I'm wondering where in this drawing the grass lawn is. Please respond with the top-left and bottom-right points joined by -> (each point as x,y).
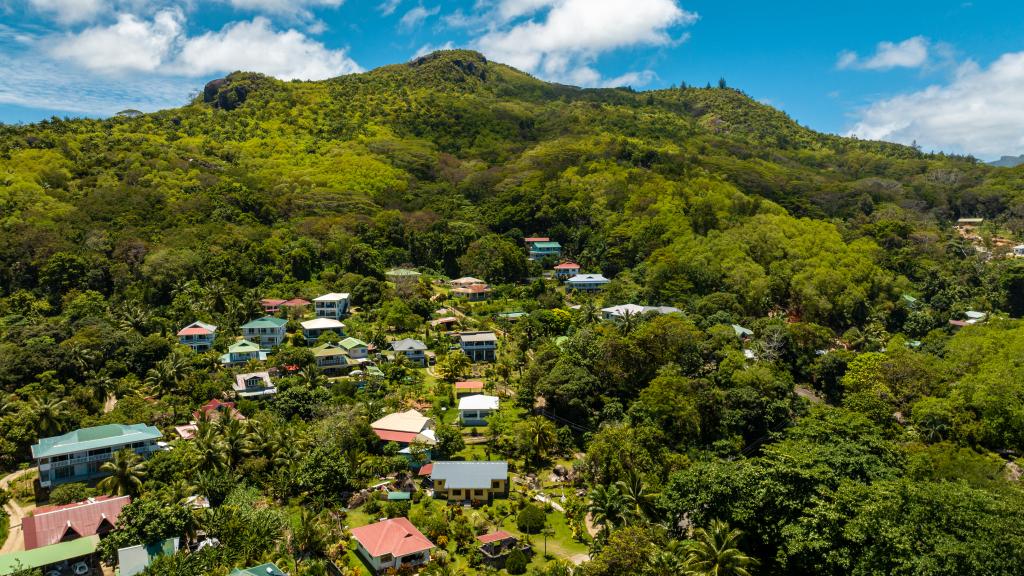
499,507 -> 590,568
0,511 -> 8,550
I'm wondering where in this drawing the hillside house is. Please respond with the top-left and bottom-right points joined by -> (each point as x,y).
300,318 -> 346,343
450,277 -> 486,288
458,331 -> 497,362
351,518 -> 434,574
260,298 -> 286,314
339,337 -> 368,359
429,316 -> 459,330
241,317 -> 288,348
453,284 -> 491,302
601,304 -> 681,321
177,321 -> 217,352
477,531 -> 530,569
229,563 -> 288,576
370,409 -> 436,447
391,338 -> 428,367
281,298 -> 311,313
233,372 -> 276,398
117,538 -> 179,576
386,268 -> 422,281
219,340 -> 266,366
565,273 -> 609,292
454,380 -> 485,396
458,394 -> 499,425
553,261 -> 581,279
314,293 -> 350,320
193,399 -> 244,423
429,461 -> 509,503
527,240 -> 562,261
312,342 -> 349,376
32,424 -> 163,489
732,324 -> 754,340
24,495 -> 130,550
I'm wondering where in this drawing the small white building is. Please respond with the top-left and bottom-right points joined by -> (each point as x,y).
565,273 -> 610,292
458,394 -> 499,426
301,318 -> 346,343
601,304 -> 680,321
314,293 -> 350,320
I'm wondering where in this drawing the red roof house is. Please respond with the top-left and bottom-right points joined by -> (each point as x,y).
523,237 -> 550,243
477,530 -> 515,545
23,495 -> 130,550
350,518 -> 434,572
282,298 -> 311,308
454,380 -> 485,395
193,399 -> 245,423
260,298 -> 287,313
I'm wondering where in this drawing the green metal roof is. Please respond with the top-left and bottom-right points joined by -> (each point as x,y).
339,337 -> 367,349
229,562 -> 287,576
32,424 -> 162,459
241,317 -> 288,329
312,343 -> 346,357
0,534 -> 99,573
387,491 -> 411,500
530,241 -> 561,249
228,339 -> 261,353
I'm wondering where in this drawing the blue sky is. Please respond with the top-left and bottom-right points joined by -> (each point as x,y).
1,0 -> 1022,158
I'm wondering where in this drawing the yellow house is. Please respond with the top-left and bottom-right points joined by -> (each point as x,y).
429,461 -> 509,502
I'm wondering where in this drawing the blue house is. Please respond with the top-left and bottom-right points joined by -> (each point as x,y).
32,424 -> 163,488
220,340 -> 266,366
565,273 -> 610,292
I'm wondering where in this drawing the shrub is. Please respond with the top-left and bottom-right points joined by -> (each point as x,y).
516,504 -> 546,534
48,483 -> 93,505
505,548 -> 528,574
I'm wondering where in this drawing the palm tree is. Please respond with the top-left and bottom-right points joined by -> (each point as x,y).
616,473 -> 659,524
645,550 -> 687,576
218,418 -> 252,468
587,484 -> 624,538
291,509 -> 330,565
299,364 -> 325,388
97,449 -> 146,496
194,425 -> 228,472
685,519 -> 759,576
116,301 -> 153,334
31,396 -> 67,437
521,416 -> 557,469
144,352 -> 191,393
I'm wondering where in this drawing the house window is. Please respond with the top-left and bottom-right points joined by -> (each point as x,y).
492,480 -> 502,489
54,466 -> 74,480
88,447 -> 111,457
380,554 -> 393,563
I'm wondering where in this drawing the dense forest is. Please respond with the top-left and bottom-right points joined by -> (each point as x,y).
3,49 -> 1024,575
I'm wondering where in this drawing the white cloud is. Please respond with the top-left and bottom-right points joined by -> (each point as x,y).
50,9 -> 183,73
837,36 -> 930,70
471,0 -> 696,87
412,40 -> 454,59
847,52 -> 1024,158
399,5 -> 440,30
378,0 -> 402,16
176,17 -> 361,79
27,0 -> 106,25
223,0 -> 345,18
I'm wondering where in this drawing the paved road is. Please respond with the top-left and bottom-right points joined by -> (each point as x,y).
0,468 -> 36,553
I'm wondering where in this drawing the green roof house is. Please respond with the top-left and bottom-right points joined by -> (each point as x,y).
527,240 -> 561,261
241,317 -> 288,349
32,424 -> 162,489
221,339 -> 267,366
312,342 -> 348,375
229,562 -> 288,576
0,534 -> 99,575
339,337 -> 368,359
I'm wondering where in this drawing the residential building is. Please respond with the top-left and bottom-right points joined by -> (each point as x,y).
260,298 -> 286,314
117,538 -> 179,576
601,304 -> 681,321
527,240 -> 562,261
429,461 -> 509,502
281,298 -> 311,313
477,531 -> 531,569
314,293 -> 350,320
458,331 -> 497,362
565,273 -> 609,292
32,424 -> 162,489
312,343 -> 349,376
391,338 -> 428,367
229,563 -> 288,576
553,261 -> 581,279
956,217 -> 984,229
458,394 -> 499,425
24,495 -> 130,550
219,340 -> 266,366
370,409 -> 436,446
450,277 -> 486,288
453,284 -> 491,302
350,518 -> 434,573
339,337 -> 368,359
193,399 -> 244,423
241,317 -> 288,348
951,310 -> 988,328
732,324 -> 754,340
0,534 -> 100,576
429,316 -> 459,330
176,321 -> 217,352
300,318 -> 346,343
454,380 -> 485,396
233,371 -> 276,398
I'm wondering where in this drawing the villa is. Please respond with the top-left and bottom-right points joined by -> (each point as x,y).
458,331 -> 497,362
450,277 -> 486,288
241,317 -> 288,348
300,317 -> 346,343
219,339 -> 266,366
370,409 -> 436,447
565,273 -> 610,292
553,261 -> 581,279
32,424 -> 163,489
453,284 -> 491,302
527,240 -> 562,261
339,337 -> 368,359
176,321 -> 217,352
391,338 -> 429,367
314,293 -> 350,320
312,342 -> 350,376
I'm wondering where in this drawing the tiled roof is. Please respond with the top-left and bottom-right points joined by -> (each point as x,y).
350,518 -> 434,559
477,530 -> 516,545
24,496 -> 130,550
31,424 -> 162,459
454,380 -> 484,390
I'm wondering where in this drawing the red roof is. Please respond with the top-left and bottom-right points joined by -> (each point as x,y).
477,530 -> 516,545
282,298 -> 311,307
261,298 -> 286,306
177,326 -> 212,336
373,429 -> 420,443
554,262 -> 580,270
454,284 -> 490,294
524,237 -> 549,243
24,496 -> 130,550
194,399 -> 244,422
455,380 -> 484,390
350,518 -> 434,559
417,463 -> 433,476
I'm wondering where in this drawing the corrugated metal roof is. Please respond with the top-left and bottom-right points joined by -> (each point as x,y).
430,461 -> 508,490
0,534 -> 99,572
32,424 -> 161,459
241,317 -> 287,329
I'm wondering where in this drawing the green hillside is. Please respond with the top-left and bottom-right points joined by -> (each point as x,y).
3,50 -> 1024,576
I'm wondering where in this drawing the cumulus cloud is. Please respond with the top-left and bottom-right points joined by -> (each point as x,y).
399,5 -> 440,30
837,36 -> 930,70
27,0 -> 106,24
470,0 -> 696,87
50,9 -> 183,73
847,52 -> 1024,158
412,40 -> 454,59
223,0 -> 344,18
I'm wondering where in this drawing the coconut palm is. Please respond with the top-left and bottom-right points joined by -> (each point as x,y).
685,519 -> 759,576
291,509 -> 332,565
194,425 -> 228,472
587,483 -> 624,538
218,417 -> 253,468
144,352 -> 191,393
97,449 -> 146,496
116,301 -> 153,334
520,416 -> 558,469
616,473 -> 660,524
31,396 -> 67,437
645,550 -> 687,576
299,364 -> 325,388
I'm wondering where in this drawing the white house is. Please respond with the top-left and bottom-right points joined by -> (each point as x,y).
177,321 -> 217,352
601,304 -> 680,321
458,394 -> 499,426
458,331 -> 497,362
565,273 -> 610,292
314,293 -> 350,320
233,372 -> 276,398
300,318 -> 346,343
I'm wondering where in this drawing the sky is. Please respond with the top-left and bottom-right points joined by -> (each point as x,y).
1,0 -> 1022,159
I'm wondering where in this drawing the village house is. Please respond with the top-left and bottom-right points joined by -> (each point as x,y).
117,538 -> 180,576
452,283 -> 491,302
458,394 -> 499,425
32,424 -> 163,489
350,518 -> 434,574
385,268 -> 422,281
391,338 -> 429,367
23,495 -> 130,550
193,399 -> 245,423
565,273 -> 610,292
477,531 -> 531,569
526,238 -> 562,261
314,292 -> 350,320
281,298 -> 311,313
950,310 -> 988,328
429,316 -> 459,331
233,371 -> 276,398
553,261 -> 581,279
458,331 -> 497,362
241,317 -> 288,348
370,409 -> 436,447
219,340 -> 266,366
454,380 -> 485,396
450,276 -> 486,288
312,342 -> 349,376
732,324 -> 754,341
600,304 -> 681,321
300,317 -> 346,343
259,298 -> 286,314
429,461 -> 509,503
339,336 -> 369,359
176,321 -> 217,352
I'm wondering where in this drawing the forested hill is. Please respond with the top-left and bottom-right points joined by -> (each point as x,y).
8,48 -> 1024,575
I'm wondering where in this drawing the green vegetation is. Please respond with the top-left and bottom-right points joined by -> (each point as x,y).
2,50 -> 1024,575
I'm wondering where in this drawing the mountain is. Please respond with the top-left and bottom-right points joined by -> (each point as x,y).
990,154 -> 1024,167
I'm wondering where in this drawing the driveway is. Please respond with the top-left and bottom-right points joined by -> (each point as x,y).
0,468 -> 36,553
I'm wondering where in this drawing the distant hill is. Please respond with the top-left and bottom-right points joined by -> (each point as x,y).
989,155 -> 1024,168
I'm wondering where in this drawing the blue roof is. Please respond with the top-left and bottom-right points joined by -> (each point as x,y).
429,461 -> 508,490
31,423 -> 162,459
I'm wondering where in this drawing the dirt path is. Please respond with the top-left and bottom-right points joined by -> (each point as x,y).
0,468 -> 37,553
